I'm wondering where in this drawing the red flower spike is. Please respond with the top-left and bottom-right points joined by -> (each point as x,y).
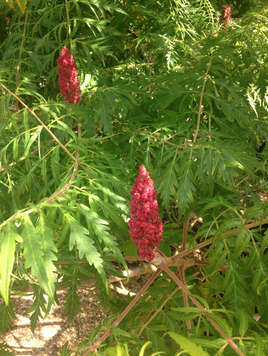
128,165 -> 163,262
57,46 -> 81,104
220,5 -> 231,29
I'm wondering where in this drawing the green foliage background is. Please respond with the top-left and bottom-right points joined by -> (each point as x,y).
0,0 -> 267,355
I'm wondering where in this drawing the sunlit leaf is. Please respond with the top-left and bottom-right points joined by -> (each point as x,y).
167,333 -> 210,356
0,225 -> 16,305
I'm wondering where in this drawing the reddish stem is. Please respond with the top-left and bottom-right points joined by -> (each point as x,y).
159,263 -> 245,356
84,269 -> 161,355
180,214 -> 193,333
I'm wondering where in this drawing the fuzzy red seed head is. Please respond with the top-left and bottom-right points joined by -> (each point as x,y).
220,5 -> 231,29
128,165 -> 163,262
57,46 -> 81,104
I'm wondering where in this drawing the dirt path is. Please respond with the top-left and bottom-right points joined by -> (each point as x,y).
0,287 -> 108,356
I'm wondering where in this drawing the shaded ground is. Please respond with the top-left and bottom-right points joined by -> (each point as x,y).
0,287 -> 109,356
0,271 -> 150,356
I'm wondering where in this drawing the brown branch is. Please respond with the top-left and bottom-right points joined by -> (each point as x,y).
192,59 -> 212,144
159,262 -> 207,311
13,258 -> 196,293
138,286 -> 180,337
56,215 -> 268,266
180,213 -> 194,334
0,139 -> 55,173
83,269 -> 161,355
189,59 -> 212,163
159,262 -> 245,356
11,216 -> 267,285
16,10 -> 28,98
206,316 -> 244,356
175,217 -> 268,262
122,127 -> 221,153
8,211 -> 268,299
0,146 -> 42,173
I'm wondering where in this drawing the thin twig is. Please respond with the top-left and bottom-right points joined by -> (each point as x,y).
138,286 -> 180,337
175,217 -> 268,262
159,262 -> 245,356
0,125 -> 81,231
206,315 -> 244,356
189,58 -> 212,163
65,0 -> 72,48
84,269 -> 161,355
12,258 -> 195,293
123,127 -> 220,153
0,82 -> 76,161
0,143 -> 53,173
159,263 -> 207,311
11,217 -> 267,276
180,213 -> 194,334
16,10 -> 28,99
193,59 -> 212,145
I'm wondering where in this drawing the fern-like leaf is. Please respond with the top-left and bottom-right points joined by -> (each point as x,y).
68,215 -> 106,285
22,215 -> 56,300
0,302 -> 15,334
27,285 -> 49,332
62,266 -> 81,322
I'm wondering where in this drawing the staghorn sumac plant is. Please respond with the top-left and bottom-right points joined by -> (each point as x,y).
0,0 -> 267,355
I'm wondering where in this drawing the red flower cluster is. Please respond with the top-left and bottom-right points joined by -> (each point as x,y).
220,5 -> 231,29
57,46 -> 81,104
128,165 -> 163,262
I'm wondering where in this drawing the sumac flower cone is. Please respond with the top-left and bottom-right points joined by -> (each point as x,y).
57,46 -> 81,104
220,5 -> 231,29
128,165 -> 163,262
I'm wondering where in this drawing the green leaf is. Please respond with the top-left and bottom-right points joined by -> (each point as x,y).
68,216 -> 106,287
62,265 -> 81,322
69,220 -> 103,267
158,155 -> 177,207
139,341 -> 152,356
177,162 -> 195,211
80,205 -> 128,273
223,261 -> 247,311
171,307 -> 202,313
238,310 -> 249,337
0,303 -> 15,334
28,286 -> 48,332
167,333 -> 210,356
111,327 -> 133,339
255,333 -> 265,356
188,338 -> 225,350
51,146 -> 61,183
0,343 -> 14,356
64,282 -> 81,322
0,225 -> 16,305
24,128 -> 42,157
12,138 -> 19,162
22,216 -> 56,300
94,91 -> 114,134
37,212 -> 58,278
102,343 -> 129,356
207,313 -> 232,338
